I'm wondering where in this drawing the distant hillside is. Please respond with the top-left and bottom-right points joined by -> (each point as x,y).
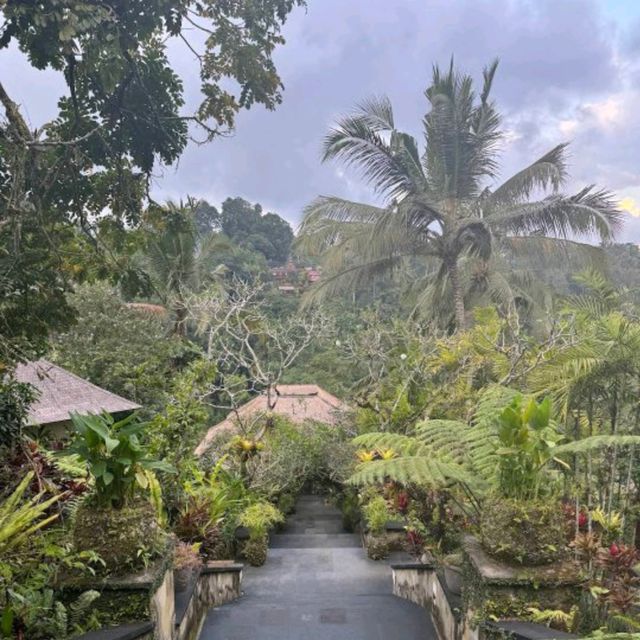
604,243 -> 640,303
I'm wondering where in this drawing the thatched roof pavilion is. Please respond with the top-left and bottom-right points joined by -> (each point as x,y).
14,359 -> 141,432
195,384 -> 349,456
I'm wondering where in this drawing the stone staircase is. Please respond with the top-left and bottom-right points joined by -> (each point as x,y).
270,494 -> 360,548
200,494 -> 435,640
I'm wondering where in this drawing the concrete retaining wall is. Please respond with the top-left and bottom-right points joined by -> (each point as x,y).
76,562 -> 243,640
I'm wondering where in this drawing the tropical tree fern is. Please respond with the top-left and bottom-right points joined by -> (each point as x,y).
349,386 -> 640,506
297,60 -> 621,330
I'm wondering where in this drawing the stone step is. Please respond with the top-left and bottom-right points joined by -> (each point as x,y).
270,533 -> 360,549
202,593 -> 431,639
285,513 -> 343,524
284,521 -> 346,534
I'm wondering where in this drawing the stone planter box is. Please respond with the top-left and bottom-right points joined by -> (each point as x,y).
462,535 -> 583,637
391,538 -> 580,640
74,561 -> 243,640
175,562 -> 243,640
59,556 -> 175,639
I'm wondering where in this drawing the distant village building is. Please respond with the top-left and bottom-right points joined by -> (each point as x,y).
270,261 -> 322,294
14,359 -> 141,436
195,384 -> 348,455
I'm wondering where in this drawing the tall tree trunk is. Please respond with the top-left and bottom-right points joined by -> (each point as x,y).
173,299 -> 187,337
449,259 -> 466,331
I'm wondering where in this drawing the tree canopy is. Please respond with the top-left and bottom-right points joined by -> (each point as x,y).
0,0 -> 304,365
297,60 -> 621,331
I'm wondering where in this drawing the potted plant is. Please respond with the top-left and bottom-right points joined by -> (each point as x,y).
442,552 -> 464,595
238,501 -> 284,566
362,495 -> 391,560
479,396 -> 567,566
173,541 -> 202,592
64,412 -> 175,574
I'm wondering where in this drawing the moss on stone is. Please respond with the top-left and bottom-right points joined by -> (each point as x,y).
243,537 -> 268,566
462,538 -> 582,628
480,498 -> 567,566
72,498 -> 165,575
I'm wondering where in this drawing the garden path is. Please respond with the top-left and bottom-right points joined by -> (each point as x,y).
200,494 -> 436,640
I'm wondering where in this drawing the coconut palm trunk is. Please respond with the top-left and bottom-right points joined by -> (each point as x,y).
449,259 -> 466,331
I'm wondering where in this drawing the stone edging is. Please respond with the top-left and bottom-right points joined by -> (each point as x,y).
74,621 -> 154,640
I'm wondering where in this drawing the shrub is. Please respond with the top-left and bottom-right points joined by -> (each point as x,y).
246,418 -> 353,497
366,534 -> 391,560
362,496 -> 389,535
277,493 -> 296,515
173,541 -> 203,572
175,458 -> 246,559
238,501 -> 283,567
243,538 -> 268,567
480,497 -> 566,565
238,501 -> 284,541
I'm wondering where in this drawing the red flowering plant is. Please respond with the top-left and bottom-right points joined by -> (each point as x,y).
404,515 -> 428,558
595,543 -> 640,614
396,491 -> 409,514
561,501 -> 589,540
571,509 -> 640,631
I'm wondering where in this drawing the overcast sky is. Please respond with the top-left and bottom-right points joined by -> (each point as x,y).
5,0 -> 640,241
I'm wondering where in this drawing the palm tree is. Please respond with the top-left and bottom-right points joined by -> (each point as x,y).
297,60 -> 621,330
143,199 -> 228,336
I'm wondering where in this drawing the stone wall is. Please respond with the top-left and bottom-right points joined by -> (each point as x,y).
151,567 -> 175,640
176,564 -> 243,640
391,561 -> 478,640
391,545 -> 581,640
76,562 -> 243,640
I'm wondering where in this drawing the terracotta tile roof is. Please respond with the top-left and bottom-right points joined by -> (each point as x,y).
124,302 -> 168,316
194,384 -> 349,456
14,359 -> 141,426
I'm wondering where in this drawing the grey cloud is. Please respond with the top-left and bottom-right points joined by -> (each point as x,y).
3,0 -> 639,241
155,0 -> 626,230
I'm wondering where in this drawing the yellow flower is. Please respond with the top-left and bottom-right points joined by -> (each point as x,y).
356,450 -> 375,462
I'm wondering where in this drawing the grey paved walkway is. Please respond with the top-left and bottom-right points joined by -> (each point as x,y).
200,495 -> 436,640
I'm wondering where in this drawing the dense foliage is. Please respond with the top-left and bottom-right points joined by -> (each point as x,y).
0,0 -> 304,364
1,37 -> 639,639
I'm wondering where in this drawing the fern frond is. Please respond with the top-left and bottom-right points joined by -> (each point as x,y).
352,433 -> 427,456
415,420 -> 468,463
554,435 -> 640,456
69,590 -> 100,629
348,456 -> 471,487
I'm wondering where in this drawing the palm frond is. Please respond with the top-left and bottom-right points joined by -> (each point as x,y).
322,97 -> 419,200
491,186 -> 622,242
499,236 -> 606,272
554,435 -> 640,456
488,143 -> 568,206
424,59 -> 502,199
